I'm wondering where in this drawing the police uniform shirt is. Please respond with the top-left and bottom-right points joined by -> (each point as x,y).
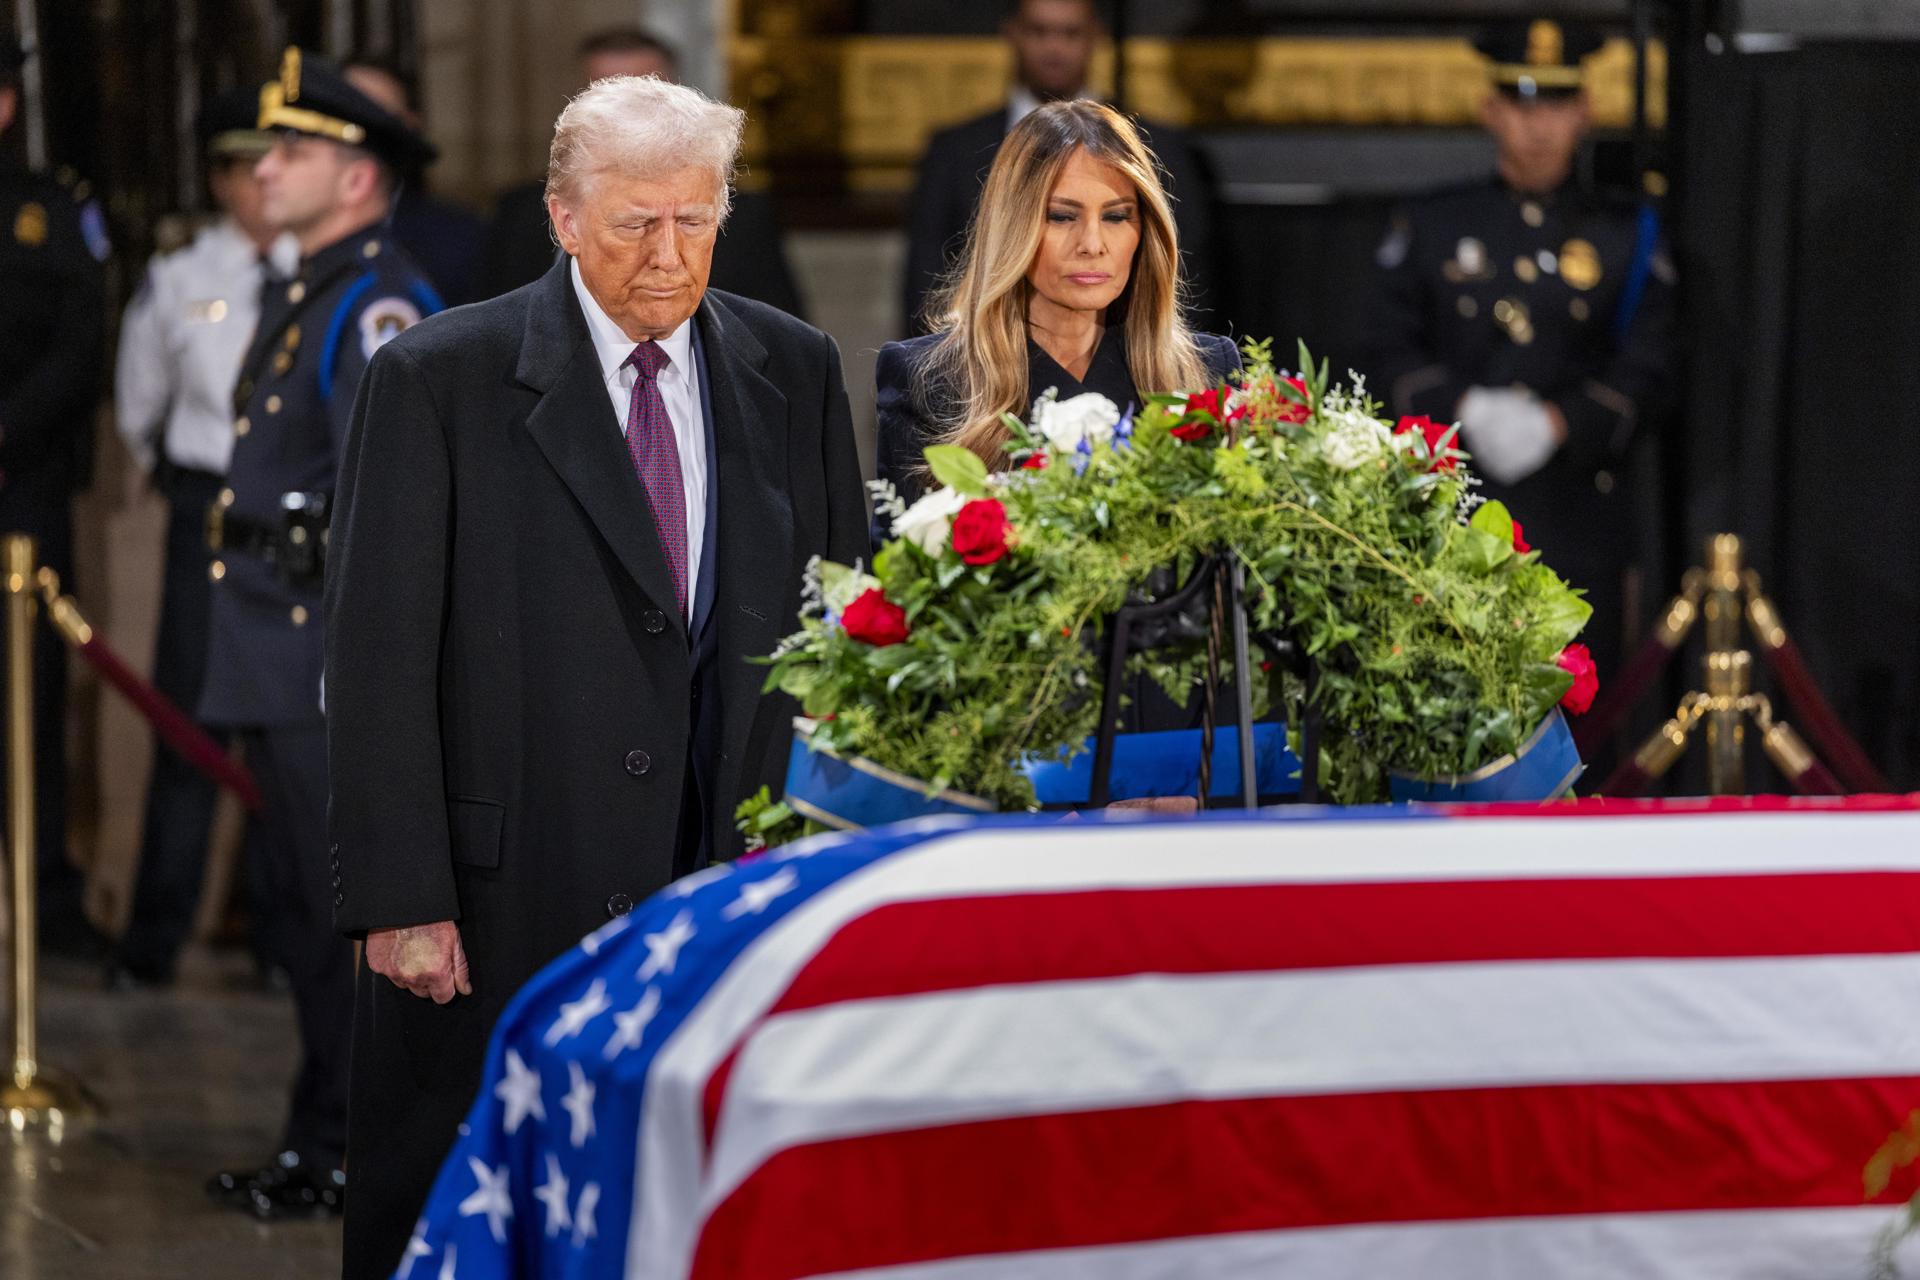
1364,174 -> 1677,670
198,223 -> 440,727
1367,177 -> 1676,484
116,219 -> 301,475
0,159 -> 107,482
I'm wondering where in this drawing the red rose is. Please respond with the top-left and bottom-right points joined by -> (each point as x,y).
841,588 -> 909,647
1394,414 -> 1457,472
1276,376 -> 1311,423
1511,520 -> 1531,554
1556,643 -> 1599,715
950,498 -> 1011,565
1020,451 -> 1048,470
1183,389 -> 1223,420
1173,389 -> 1221,442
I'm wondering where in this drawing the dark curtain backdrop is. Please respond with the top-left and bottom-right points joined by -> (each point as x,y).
1680,38 -> 1920,786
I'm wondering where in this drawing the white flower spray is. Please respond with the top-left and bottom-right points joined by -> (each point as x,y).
1031,390 -> 1121,452
891,486 -> 970,556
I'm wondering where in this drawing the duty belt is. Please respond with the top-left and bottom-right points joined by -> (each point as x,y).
206,506 -> 280,558
206,491 -> 331,587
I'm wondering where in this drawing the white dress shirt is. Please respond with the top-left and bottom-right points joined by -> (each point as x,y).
569,257 -> 708,605
1007,85 -> 1092,132
115,219 -> 299,474
1007,85 -> 1045,131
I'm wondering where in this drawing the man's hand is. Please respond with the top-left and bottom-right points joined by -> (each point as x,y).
366,920 -> 471,1003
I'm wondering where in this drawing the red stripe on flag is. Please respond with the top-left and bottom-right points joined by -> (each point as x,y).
768,873 -> 1920,1017
691,1075 -> 1920,1280
699,872 -> 1920,1142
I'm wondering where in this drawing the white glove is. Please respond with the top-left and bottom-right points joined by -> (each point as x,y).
1457,386 -> 1558,486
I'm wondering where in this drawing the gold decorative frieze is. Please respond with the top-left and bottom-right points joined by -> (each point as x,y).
729,35 -> 1666,193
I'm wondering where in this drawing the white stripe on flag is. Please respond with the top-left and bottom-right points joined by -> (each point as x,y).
702,954 -> 1920,1212
632,810 -> 1920,1278
804,1207 -> 1904,1280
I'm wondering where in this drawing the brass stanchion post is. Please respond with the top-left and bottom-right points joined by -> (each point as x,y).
1599,532 -> 1865,797
1,533 -> 95,1135
5,536 -> 34,1108
1701,535 -> 1748,794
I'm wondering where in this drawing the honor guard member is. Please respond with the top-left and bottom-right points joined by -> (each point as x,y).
110,89 -> 299,990
0,32 -> 108,953
1363,19 -> 1676,679
202,47 -> 441,1219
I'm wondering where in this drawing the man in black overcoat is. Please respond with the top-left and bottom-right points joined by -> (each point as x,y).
324,72 -> 868,1278
902,0 -> 1218,333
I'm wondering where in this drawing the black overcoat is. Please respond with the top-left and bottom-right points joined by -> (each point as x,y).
322,259 -> 868,1277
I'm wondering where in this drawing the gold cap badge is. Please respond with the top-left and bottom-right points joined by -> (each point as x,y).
257,47 -> 366,145
1526,21 -> 1565,68
1490,21 -> 1585,91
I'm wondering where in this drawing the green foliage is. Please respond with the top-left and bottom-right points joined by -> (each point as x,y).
743,339 -> 1592,836
924,444 -> 990,497
735,785 -> 827,851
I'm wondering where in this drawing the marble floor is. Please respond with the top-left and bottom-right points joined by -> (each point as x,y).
1,951 -> 341,1279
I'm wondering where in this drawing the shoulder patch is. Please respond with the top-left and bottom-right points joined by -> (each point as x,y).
359,296 -> 423,358
78,200 -> 111,262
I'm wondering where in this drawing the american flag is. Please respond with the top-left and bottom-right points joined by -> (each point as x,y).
397,798 -> 1920,1279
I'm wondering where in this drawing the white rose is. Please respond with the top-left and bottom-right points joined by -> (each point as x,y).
1032,391 -> 1121,452
890,485 -> 969,556
1320,409 -> 1390,471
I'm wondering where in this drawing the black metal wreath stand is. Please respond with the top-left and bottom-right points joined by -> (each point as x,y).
1085,552 -> 1321,810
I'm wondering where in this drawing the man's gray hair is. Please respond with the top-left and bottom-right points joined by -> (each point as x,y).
545,75 -> 745,217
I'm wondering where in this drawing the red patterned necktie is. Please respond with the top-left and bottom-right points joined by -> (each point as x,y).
623,340 -> 688,617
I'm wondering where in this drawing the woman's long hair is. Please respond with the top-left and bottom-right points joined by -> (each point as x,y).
917,100 -> 1209,469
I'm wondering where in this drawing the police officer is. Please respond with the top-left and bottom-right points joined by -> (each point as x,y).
1363,19 -> 1676,679
203,48 -> 441,1218
109,89 -> 299,990
0,33 -> 108,954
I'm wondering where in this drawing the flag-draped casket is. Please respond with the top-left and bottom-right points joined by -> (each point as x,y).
398,798 -> 1920,1279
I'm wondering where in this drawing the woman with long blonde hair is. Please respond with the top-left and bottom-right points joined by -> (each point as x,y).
876,100 -> 1238,505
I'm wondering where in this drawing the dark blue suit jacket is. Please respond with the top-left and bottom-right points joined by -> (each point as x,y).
874,327 -> 1242,512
